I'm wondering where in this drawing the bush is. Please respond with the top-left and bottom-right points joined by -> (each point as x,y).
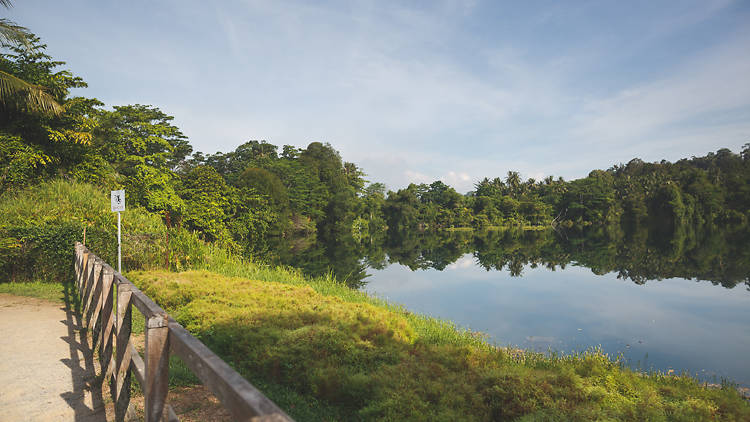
0,180 -> 166,282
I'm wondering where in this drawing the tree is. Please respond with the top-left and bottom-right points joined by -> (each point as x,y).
94,104 -> 191,175
0,1 -> 62,114
179,165 -> 233,242
506,171 -> 521,196
1,35 -> 98,190
237,167 -> 289,212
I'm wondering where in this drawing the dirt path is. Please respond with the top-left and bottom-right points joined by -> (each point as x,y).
0,294 -> 107,422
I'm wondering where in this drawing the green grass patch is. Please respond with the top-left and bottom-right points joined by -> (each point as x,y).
129,270 -> 750,421
0,280 -> 67,302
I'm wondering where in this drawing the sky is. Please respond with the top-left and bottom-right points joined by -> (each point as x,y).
7,0 -> 750,192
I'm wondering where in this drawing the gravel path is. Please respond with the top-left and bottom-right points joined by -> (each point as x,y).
0,294 -> 107,422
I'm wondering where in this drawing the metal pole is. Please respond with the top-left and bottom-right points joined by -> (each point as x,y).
117,211 -> 122,273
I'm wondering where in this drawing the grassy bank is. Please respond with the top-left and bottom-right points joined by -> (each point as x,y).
130,269 -> 750,421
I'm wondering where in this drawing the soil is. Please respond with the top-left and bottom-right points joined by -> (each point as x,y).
0,293 -> 107,421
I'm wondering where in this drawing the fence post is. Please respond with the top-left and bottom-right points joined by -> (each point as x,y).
90,260 -> 105,349
82,256 -> 93,324
83,257 -> 101,329
74,244 -> 81,286
100,266 -> 115,382
144,313 -> 169,422
115,282 -> 132,422
79,250 -> 90,299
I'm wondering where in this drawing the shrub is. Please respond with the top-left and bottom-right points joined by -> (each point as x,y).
0,180 -> 166,282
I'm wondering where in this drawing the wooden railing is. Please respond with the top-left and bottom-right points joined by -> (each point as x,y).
74,242 -> 293,422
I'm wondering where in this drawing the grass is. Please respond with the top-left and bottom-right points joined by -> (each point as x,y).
0,280 -> 68,302
129,269 -> 750,421
0,179 -> 165,234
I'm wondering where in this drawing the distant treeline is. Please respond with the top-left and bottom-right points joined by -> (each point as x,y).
2,34 -> 750,258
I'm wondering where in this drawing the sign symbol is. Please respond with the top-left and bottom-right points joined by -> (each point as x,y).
111,190 -> 125,212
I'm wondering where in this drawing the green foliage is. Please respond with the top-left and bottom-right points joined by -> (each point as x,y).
94,104 -> 191,174
1,36 -> 101,187
125,164 -> 184,216
0,34 -> 70,114
0,132 -> 49,193
0,180 -> 167,282
179,165 -> 233,242
237,167 -> 289,215
131,270 -> 750,421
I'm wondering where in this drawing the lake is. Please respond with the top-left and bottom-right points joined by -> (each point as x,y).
269,224 -> 750,388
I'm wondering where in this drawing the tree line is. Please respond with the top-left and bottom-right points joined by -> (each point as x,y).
2,31 -> 749,261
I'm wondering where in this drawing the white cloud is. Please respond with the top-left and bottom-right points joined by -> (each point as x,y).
447,255 -> 476,270
403,170 -> 432,185
573,29 -> 750,150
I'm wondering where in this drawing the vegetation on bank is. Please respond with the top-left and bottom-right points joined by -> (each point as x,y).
129,269 -> 750,421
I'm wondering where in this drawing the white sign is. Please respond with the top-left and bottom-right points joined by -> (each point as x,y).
111,190 -> 125,212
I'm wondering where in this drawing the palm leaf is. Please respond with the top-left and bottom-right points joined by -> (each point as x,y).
0,18 -> 32,49
0,70 -> 64,114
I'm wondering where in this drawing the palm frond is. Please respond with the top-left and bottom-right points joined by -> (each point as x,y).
0,0 -> 13,8
0,70 -> 64,115
0,18 -> 32,49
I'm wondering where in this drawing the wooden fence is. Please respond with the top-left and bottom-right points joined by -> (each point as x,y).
74,242 -> 293,422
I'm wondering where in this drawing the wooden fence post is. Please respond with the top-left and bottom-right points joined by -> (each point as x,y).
74,244 -> 81,286
83,257 -> 101,329
81,256 -> 93,321
79,250 -> 90,301
75,246 -> 83,290
144,313 -> 169,422
100,266 -> 115,382
115,282 -> 133,422
87,261 -> 104,351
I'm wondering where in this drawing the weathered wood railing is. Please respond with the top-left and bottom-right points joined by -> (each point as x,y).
74,242 -> 293,422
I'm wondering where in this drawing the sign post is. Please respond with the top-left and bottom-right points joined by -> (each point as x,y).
111,189 -> 125,273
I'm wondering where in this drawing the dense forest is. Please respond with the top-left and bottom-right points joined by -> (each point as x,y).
2,34 -> 750,279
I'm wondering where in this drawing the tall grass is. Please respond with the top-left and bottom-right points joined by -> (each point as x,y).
165,231 -> 491,350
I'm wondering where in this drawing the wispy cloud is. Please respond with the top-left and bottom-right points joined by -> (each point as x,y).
571,28 -> 750,160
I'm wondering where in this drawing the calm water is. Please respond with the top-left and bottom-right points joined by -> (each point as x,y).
365,256 -> 750,387
269,225 -> 750,387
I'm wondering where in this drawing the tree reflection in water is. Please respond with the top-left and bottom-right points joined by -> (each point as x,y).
254,222 -> 750,290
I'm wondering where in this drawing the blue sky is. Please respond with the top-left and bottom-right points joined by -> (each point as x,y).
8,0 -> 750,192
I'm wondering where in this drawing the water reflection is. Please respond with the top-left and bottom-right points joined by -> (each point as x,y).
258,223 -> 750,387
264,223 -> 750,290
364,261 -> 750,387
